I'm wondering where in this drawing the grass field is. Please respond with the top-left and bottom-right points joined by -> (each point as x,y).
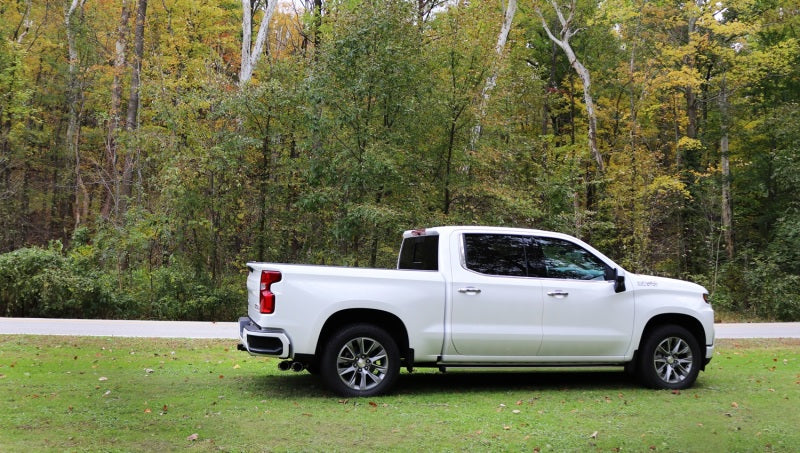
1,336 -> 798,452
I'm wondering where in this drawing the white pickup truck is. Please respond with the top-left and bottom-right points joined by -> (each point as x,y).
238,226 -> 714,396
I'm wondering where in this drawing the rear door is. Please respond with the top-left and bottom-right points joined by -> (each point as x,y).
447,232 -> 544,357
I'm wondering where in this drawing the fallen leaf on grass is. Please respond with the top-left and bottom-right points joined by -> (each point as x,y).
731,402 -> 739,408
233,364 -> 240,369
369,401 -> 378,407
144,408 -> 151,413
589,431 -> 598,439
187,433 -> 198,441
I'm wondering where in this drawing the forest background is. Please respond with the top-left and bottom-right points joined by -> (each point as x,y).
1,0 -> 798,321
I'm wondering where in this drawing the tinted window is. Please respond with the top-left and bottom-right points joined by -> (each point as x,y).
398,235 -> 439,270
536,237 -> 611,280
464,234 -> 533,277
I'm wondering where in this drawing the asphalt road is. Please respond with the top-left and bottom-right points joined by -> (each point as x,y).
1,317 -> 799,339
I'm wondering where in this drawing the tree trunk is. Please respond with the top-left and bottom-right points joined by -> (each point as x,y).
537,0 -> 604,172
13,0 -> 32,43
102,0 -> 130,220
66,0 -> 88,229
471,0 -> 517,149
240,0 -> 277,86
122,0 -> 147,208
719,76 -> 734,260
542,41 -> 557,135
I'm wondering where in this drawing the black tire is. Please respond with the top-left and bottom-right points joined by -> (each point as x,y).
638,325 -> 701,390
320,324 -> 400,397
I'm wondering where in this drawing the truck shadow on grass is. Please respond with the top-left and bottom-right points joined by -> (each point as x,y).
244,368 -> 642,398
398,368 -> 635,394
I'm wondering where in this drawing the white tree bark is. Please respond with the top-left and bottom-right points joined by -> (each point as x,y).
14,0 -> 32,43
102,0 -> 130,220
66,0 -> 89,228
537,0 -> 605,172
719,74 -> 733,260
471,0 -> 517,148
240,0 -> 278,86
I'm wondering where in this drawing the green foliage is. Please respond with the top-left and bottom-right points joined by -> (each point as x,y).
127,259 -> 244,321
0,243 -> 117,318
1,0 -> 799,320
715,254 -> 800,321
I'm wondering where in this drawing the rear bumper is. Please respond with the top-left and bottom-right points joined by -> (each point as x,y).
238,317 -> 291,359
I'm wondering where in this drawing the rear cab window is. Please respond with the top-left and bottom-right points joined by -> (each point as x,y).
398,234 -> 439,270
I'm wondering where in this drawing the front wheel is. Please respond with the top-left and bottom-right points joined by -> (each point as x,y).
320,324 -> 400,397
638,325 -> 701,390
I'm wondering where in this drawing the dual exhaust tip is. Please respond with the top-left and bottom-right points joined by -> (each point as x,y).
278,360 -> 305,372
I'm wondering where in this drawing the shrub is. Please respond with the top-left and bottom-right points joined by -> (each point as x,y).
0,243 -> 117,318
715,258 -> 800,321
127,259 -> 244,321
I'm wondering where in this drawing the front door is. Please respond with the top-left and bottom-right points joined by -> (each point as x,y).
534,236 -> 635,357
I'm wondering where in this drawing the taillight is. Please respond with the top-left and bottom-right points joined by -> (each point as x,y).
259,270 -> 282,314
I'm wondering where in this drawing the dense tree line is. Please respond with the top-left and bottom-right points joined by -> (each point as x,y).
1,0 -> 798,320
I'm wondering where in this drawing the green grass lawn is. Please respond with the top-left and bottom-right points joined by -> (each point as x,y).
1,336 -> 797,452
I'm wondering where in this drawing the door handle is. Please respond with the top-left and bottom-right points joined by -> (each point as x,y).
547,290 -> 569,298
458,287 -> 482,295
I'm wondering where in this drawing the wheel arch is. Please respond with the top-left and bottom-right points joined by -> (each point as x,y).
316,309 -> 411,363
637,313 -> 708,368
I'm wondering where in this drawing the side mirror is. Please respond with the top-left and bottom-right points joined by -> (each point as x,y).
614,268 -> 626,293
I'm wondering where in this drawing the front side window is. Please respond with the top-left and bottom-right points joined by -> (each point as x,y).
535,237 -> 611,280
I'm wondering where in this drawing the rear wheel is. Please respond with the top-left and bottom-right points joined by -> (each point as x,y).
320,324 -> 400,397
638,325 -> 701,390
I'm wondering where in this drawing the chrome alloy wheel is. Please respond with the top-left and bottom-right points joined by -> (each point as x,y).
336,336 -> 389,391
652,336 -> 694,384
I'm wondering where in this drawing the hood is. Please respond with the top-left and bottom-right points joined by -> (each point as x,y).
629,273 -> 708,294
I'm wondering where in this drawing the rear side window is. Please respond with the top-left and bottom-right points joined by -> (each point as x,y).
398,235 -> 439,270
464,234 -> 536,277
